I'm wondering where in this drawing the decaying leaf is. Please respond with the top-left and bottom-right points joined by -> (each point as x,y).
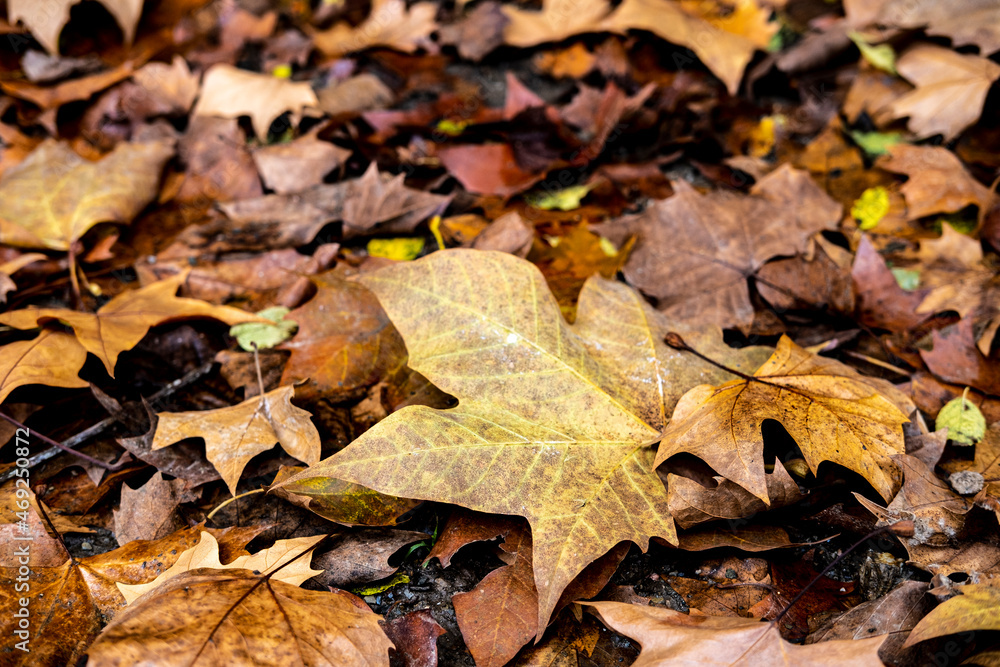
657,335 -> 909,502
279,273 -> 408,400
117,531 -> 324,603
614,165 -> 841,330
878,145 -> 995,221
0,272 -> 262,377
152,385 -> 321,495
586,601 -> 886,666
8,0 -> 145,54
888,44 -> 1000,140
113,472 -> 187,545
0,138 -> 174,250
279,250 -> 742,631
89,570 -> 392,666
268,465 -> 420,526
218,162 -> 451,242
192,63 -> 319,138
313,0 -> 438,58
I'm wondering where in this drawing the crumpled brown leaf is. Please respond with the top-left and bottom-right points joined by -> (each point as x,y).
612,165 -> 841,330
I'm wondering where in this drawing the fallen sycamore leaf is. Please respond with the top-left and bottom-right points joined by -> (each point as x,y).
0,272 -> 263,377
7,0 -> 145,54
656,335 -> 908,502
0,138 -> 174,250
313,0 -> 439,58
878,145 -> 995,222
278,249 -> 767,631
0,330 -> 88,403
89,570 -> 392,666
904,583 -> 1000,647
153,385 -> 320,495
845,0 -> 1000,57
888,44 -> 1000,141
586,601 -> 886,666
192,63 -> 319,138
118,531 -> 324,603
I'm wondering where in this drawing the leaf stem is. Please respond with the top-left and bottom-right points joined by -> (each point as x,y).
206,488 -> 265,522
663,332 -> 786,391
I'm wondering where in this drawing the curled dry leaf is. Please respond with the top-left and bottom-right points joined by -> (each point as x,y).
192,63 -> 319,138
904,582 -> 1000,647
657,335 -> 909,503
313,0 -> 439,58
88,570 -> 393,666
8,0 -> 145,54
845,0 -> 1000,54
666,460 -> 803,530
278,250 -> 769,631
117,531 -> 324,604
0,138 -> 174,250
888,44 -> 1000,141
587,601 -> 885,666
0,272 -> 263,378
152,385 -> 321,495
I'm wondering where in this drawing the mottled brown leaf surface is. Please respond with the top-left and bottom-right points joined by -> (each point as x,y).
658,335 -> 908,502
0,138 -> 174,250
88,570 -> 392,666
587,601 -> 886,666
617,166 -> 841,330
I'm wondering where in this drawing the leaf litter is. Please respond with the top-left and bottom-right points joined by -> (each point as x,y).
0,0 -> 999,665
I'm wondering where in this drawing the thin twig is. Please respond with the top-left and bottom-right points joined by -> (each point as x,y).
0,411 -> 122,471
0,361 -> 216,483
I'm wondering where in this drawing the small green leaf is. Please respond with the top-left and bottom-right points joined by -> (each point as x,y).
890,267 -> 920,291
435,119 -> 468,136
230,306 -> 297,351
848,31 -> 897,75
937,392 -> 986,446
526,184 -> 594,211
851,186 -> 890,230
367,237 -> 425,261
850,130 -> 904,157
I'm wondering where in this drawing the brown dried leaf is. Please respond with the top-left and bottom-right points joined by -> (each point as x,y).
666,460 -> 803,530
0,138 -> 174,250
219,162 -> 451,241
888,44 -> 1000,141
152,385 -> 321,495
312,529 -> 428,588
0,272 -> 263,377
113,472 -> 187,545
382,610 -> 446,667
314,0 -> 438,57
618,165 -> 841,330
878,145 -> 996,221
252,134 -> 351,195
657,335 -> 908,502
8,0 -> 144,54
279,273 -> 408,401
88,570 -> 392,666
0,329 -> 88,403
587,601 -> 885,666
192,64 -> 319,138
